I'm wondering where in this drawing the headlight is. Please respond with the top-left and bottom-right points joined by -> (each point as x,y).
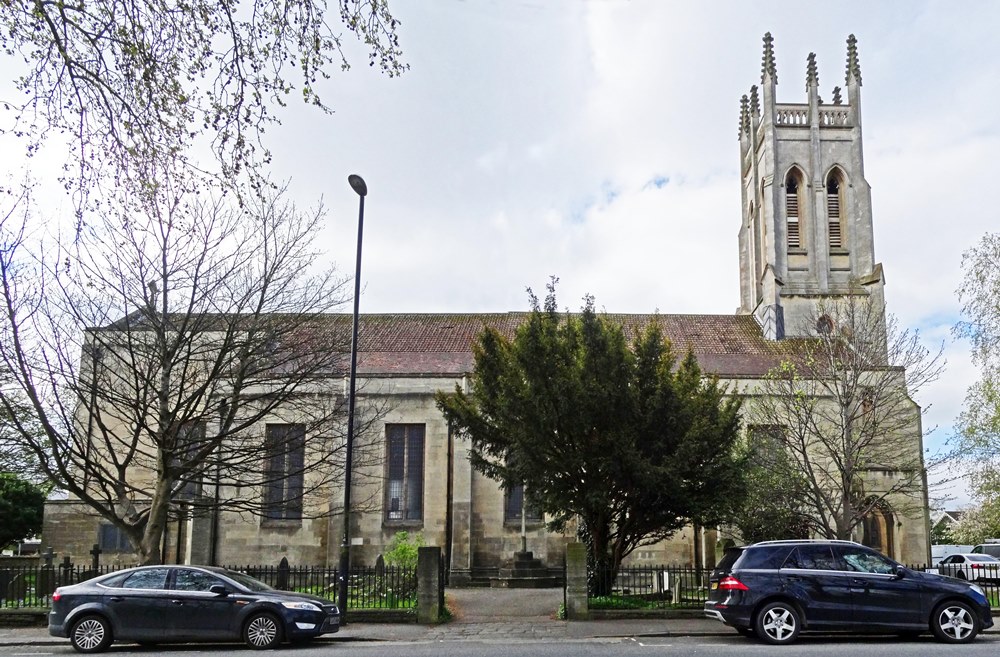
281,601 -> 322,612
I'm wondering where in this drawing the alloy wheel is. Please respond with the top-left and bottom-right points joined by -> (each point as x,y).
245,614 -> 281,649
936,604 -> 976,642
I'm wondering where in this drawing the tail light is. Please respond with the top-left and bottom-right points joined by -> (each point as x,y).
718,576 -> 749,591
52,590 -> 62,602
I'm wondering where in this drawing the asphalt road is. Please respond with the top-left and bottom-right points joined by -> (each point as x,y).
9,634 -> 1000,657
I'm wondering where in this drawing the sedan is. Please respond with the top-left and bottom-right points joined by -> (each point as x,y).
938,554 -> 1000,583
48,564 -> 339,653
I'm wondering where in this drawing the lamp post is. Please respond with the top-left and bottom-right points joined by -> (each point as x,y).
338,173 -> 367,622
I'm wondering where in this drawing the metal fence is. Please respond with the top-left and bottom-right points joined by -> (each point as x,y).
587,563 -> 1000,610
0,563 -> 417,611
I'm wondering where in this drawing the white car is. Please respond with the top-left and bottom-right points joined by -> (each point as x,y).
938,553 -> 1000,582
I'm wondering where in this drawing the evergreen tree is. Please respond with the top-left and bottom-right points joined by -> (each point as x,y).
436,280 -> 746,590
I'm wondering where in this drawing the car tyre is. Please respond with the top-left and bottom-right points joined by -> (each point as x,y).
244,612 -> 283,650
70,615 -> 113,654
931,601 -> 979,643
754,601 -> 800,645
956,571 -> 967,580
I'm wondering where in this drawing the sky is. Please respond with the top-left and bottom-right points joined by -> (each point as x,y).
3,0 -> 1000,505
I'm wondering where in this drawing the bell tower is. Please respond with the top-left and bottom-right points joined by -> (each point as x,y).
737,34 -> 884,339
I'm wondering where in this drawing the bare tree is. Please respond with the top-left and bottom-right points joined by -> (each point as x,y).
0,183 -> 382,564
1,0 -> 406,220
744,292 -> 944,541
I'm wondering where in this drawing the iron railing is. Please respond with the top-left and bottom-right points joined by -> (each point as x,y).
588,563 -> 1000,610
0,563 -> 416,610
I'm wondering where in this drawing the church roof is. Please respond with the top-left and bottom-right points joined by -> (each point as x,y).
354,312 -> 806,378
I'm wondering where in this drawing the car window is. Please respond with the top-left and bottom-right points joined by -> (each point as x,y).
173,569 -> 226,592
953,556 -> 966,563
120,568 -> 169,590
838,546 -> 896,574
738,545 -> 793,570
783,545 -> 838,570
98,572 -> 130,588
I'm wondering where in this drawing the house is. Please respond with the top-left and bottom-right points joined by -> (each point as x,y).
41,34 -> 931,576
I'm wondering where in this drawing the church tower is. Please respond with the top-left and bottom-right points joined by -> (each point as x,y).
737,34 -> 884,339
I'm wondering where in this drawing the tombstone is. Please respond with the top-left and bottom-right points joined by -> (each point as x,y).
59,556 -> 73,586
90,543 -> 102,571
276,557 -> 289,591
374,554 -> 385,579
0,570 -> 11,602
38,566 -> 57,598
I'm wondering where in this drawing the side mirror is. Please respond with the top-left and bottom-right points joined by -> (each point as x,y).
894,564 -> 906,580
209,584 -> 229,596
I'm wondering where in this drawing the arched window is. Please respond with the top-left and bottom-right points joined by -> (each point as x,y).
826,170 -> 845,249
785,169 -> 803,250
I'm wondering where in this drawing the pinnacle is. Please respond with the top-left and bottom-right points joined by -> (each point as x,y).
846,34 -> 862,85
761,32 -> 777,84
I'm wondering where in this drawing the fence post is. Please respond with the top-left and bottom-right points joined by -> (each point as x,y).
565,542 -> 588,620
416,546 -> 441,624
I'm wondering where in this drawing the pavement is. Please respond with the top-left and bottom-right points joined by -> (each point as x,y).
1,587 -> 997,647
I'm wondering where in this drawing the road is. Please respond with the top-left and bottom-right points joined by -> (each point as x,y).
12,634 -> 1000,656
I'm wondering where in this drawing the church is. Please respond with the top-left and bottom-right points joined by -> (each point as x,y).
42,34 -> 931,576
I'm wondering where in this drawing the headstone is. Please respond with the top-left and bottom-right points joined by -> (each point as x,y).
276,557 -> 290,591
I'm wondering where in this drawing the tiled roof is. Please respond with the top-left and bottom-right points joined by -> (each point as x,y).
353,312 -> 806,377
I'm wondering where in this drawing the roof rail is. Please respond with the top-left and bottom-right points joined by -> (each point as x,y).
752,539 -> 863,546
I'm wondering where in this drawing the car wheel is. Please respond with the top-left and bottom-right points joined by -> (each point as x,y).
755,601 -> 801,645
244,612 -> 283,650
956,571 -> 967,580
70,615 -> 113,653
931,601 -> 979,643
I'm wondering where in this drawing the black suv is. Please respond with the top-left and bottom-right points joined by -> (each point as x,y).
704,539 -> 993,645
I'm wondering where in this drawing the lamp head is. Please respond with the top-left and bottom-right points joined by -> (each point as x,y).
348,174 -> 368,197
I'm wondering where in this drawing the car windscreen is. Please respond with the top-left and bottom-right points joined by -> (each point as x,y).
967,555 -> 999,562
714,548 -> 743,573
221,569 -> 275,592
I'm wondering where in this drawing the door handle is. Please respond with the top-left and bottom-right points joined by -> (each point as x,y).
171,599 -> 184,605
109,596 -> 123,602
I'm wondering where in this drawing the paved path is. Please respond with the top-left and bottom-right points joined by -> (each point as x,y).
448,587 -> 563,621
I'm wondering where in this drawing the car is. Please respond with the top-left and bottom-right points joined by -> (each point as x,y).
704,539 -> 993,645
972,541 -> 1000,559
937,553 -> 1000,582
48,564 -> 339,653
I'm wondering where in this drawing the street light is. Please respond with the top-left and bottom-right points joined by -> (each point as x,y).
338,173 -> 367,622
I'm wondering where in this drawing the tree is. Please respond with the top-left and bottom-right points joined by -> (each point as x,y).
0,473 -> 46,550
0,0 -> 406,218
726,427 -> 812,544
0,183 -> 382,564
954,232 -> 1000,517
745,292 -> 943,542
435,281 -> 746,587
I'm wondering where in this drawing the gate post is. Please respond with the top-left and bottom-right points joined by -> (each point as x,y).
565,542 -> 588,620
417,546 -> 442,624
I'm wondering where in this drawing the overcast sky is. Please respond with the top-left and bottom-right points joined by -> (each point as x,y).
4,0 -> 999,505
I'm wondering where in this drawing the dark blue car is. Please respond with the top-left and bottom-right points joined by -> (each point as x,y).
48,564 -> 339,652
704,539 -> 993,645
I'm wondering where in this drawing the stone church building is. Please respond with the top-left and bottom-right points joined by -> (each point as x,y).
42,35 -> 931,576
